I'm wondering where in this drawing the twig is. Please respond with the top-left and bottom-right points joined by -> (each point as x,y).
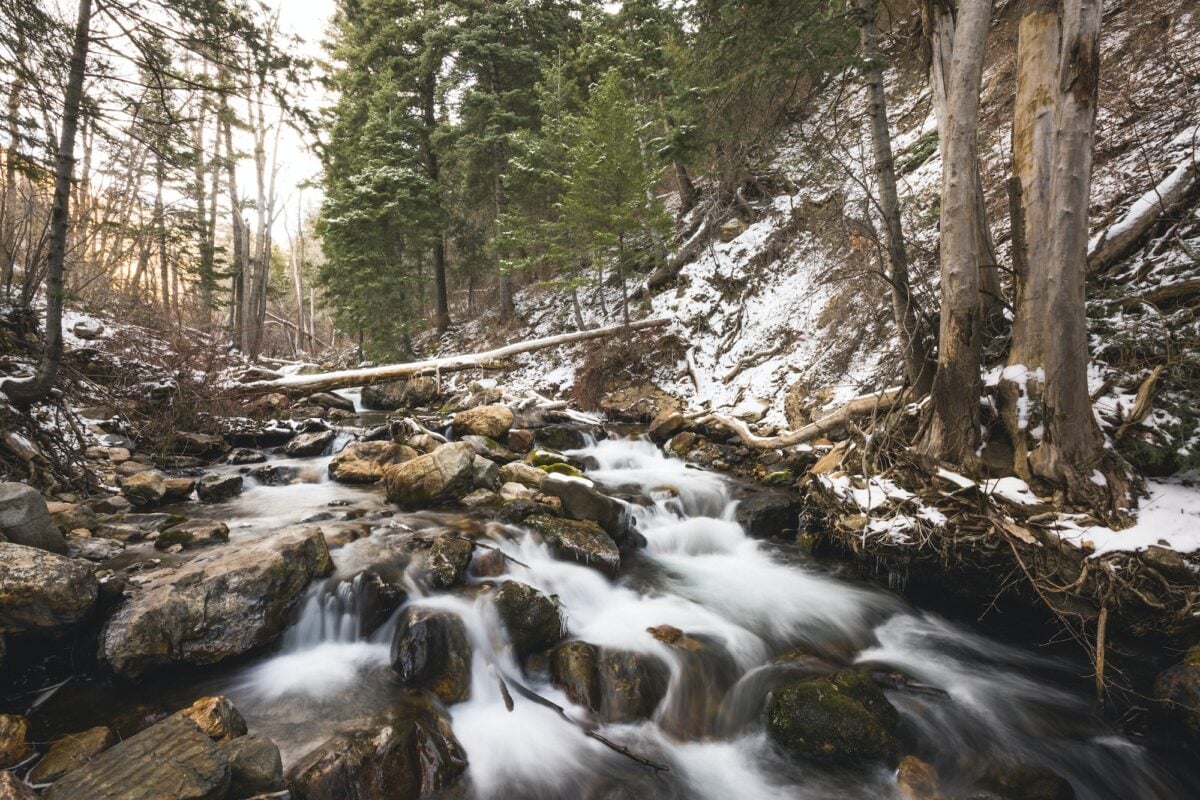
452,536 -> 530,569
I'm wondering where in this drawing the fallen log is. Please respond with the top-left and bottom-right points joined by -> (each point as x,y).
1089,154 -> 1200,275
1116,276 -> 1200,310
714,387 -> 907,449
245,318 -> 670,396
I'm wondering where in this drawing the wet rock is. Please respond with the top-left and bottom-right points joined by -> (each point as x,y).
499,481 -> 535,502
506,428 -> 534,452
527,448 -> 568,468
99,526 -> 333,678
222,419 -> 295,448
897,755 -> 941,800
88,494 -> 131,514
453,404 -> 515,439
288,700 -> 466,800
223,734 -> 283,798
652,630 -> 740,739
767,672 -> 899,764
291,404 -> 327,419
534,424 -> 588,451
243,392 -> 290,417
978,764 -> 1076,800
328,441 -> 414,484
303,391 -> 356,413
28,726 -> 117,785
162,519 -> 230,546
121,470 -> 167,506
494,580 -> 564,658
47,501 -> 97,534
181,696 -> 247,742
170,432 -> 229,459
70,537 -> 124,561
196,473 -> 243,502
406,433 -> 442,453
361,377 -> 439,410
525,514 -> 619,576
0,543 -> 97,633
499,461 -> 545,490
285,429 -> 337,457
460,434 -> 517,463
0,715 -> 30,768
116,459 -> 155,478
427,536 -> 473,589
391,606 -> 472,703
648,409 -> 685,443
497,498 -> 558,523
735,490 -> 802,539
226,447 -> 267,465
551,641 -> 602,712
1154,646 -> 1200,735
383,441 -> 476,508
118,512 -> 179,533
539,463 -> 585,480
470,549 -> 506,578
0,773 -> 37,799
0,482 -> 67,553
163,476 -> 197,501
461,488 -> 500,508
354,571 -> 407,636
44,713 -> 229,800
540,473 -> 633,546
596,649 -> 670,723
472,455 -> 500,490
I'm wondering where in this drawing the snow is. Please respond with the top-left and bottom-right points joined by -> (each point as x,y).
1052,477 -> 1200,557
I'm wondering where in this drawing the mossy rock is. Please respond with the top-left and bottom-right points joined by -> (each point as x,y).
153,527 -> 194,550
767,672 -> 899,764
527,449 -> 568,468
760,470 -> 794,486
538,463 -> 585,479
493,581 -> 564,658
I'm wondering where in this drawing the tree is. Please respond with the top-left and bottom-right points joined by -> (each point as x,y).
852,0 -> 934,395
1009,0 -> 1116,501
915,0 -> 992,466
560,72 -> 670,327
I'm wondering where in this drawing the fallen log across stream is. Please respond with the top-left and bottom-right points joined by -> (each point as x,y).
243,318 -> 671,396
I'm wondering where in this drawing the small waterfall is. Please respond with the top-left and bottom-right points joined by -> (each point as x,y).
283,573 -> 372,648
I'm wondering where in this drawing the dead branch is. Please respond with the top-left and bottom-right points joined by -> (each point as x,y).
1115,365 -> 1164,440
1090,156 -> 1200,274
722,342 -> 785,383
715,388 -> 906,449
1115,277 -> 1200,310
247,319 -> 670,396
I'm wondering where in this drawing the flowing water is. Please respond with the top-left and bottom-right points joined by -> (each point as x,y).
23,430 -> 1195,798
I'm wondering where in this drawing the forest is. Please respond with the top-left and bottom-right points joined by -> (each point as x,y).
2,1 -> 1200,799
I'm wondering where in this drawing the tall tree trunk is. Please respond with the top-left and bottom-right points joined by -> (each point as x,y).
155,151 -> 170,316
290,194 -> 307,351
922,0 -> 1002,324
191,69 -> 215,309
221,96 -> 246,350
422,71 -> 451,331
1,25 -> 26,295
915,0 -> 992,465
1027,0 -> 1106,488
856,0 -> 935,396
2,0 -> 91,404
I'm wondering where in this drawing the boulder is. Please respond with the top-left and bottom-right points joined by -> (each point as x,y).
390,606 -> 472,703
303,392 -> 356,413
121,470 -> 167,507
452,405 -> 515,439
226,448 -> 267,465
328,441 -> 414,484
494,580 -> 563,658
116,460 -> 154,477
506,429 -> 534,452
0,715 -> 30,768
223,734 -> 283,798
525,514 -> 620,576
116,512 -> 178,533
29,726 -> 117,785
897,756 -> 941,800
88,494 -> 131,514
551,641 -> 602,712
0,543 -> 97,633
196,473 -> 244,503
383,441 -> 476,508
1155,646 -> 1200,735
500,482 -> 535,501
169,432 -> 228,459
181,696 -> 247,742
163,477 -> 197,502
427,536 -> 473,589
540,473 -> 633,545
548,643 -> 669,723
70,537 -> 124,561
351,571 -> 408,637
472,455 -> 500,490
44,713 -> 229,800
361,377 -> 439,410
161,520 -> 230,547
99,526 -> 332,678
767,672 -> 899,764
461,489 -> 500,508
0,772 -> 38,799
288,700 -> 466,800
460,435 -> 517,463
534,424 -> 589,451
72,319 -> 103,339
47,502 -> 97,534
499,461 -> 545,490
285,429 -> 337,457
735,490 -> 802,539
978,764 -> 1076,800
0,482 -> 67,553
648,409 -> 685,443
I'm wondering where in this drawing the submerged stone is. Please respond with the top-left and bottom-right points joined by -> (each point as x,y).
766,671 -> 899,764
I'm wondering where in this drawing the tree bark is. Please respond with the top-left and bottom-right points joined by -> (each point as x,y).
916,0 -> 992,466
922,0 -> 1001,324
1028,0 -> 1105,485
2,0 -> 91,404
856,0 -> 935,396
221,91 -> 246,350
